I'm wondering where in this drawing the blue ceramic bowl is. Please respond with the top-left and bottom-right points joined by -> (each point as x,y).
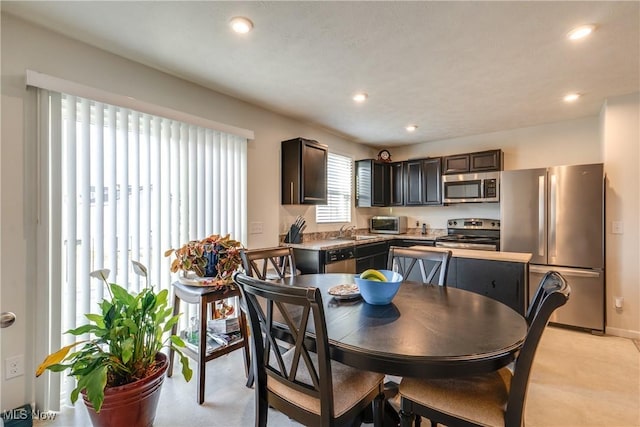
354,270 -> 403,305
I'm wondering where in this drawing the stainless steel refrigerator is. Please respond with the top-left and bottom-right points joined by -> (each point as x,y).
501,163 -> 604,333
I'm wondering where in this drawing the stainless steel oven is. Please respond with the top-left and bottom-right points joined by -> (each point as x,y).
435,218 -> 500,251
442,172 -> 500,203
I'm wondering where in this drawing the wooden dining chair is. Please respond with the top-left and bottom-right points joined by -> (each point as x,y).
398,270 -> 570,427
241,246 -> 297,280
388,246 -> 452,286
239,246 -> 298,387
233,272 -> 386,427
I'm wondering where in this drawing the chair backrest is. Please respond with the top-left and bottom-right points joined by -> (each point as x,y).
387,246 -> 452,286
505,271 -> 570,426
233,272 -> 336,422
240,246 -> 297,280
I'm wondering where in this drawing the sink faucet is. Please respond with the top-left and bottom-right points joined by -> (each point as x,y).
338,224 -> 356,238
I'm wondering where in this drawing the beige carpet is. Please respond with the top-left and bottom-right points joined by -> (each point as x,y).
525,327 -> 640,427
37,326 -> 640,427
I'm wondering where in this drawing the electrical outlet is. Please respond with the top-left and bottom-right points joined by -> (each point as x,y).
5,354 -> 24,379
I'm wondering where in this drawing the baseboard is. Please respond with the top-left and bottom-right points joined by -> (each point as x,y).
605,326 -> 640,340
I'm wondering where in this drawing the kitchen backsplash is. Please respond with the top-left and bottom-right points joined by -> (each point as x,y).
279,227 -> 446,243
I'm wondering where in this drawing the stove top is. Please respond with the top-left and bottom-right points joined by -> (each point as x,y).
436,218 -> 501,246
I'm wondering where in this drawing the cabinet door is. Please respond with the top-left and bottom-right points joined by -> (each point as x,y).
422,158 -> 442,205
470,150 -> 502,172
443,154 -> 470,174
389,162 -> 404,206
356,160 -> 373,207
301,141 -> 328,203
404,160 -> 424,205
456,258 -> 524,314
281,138 -> 327,204
356,160 -> 388,207
372,162 -> 390,206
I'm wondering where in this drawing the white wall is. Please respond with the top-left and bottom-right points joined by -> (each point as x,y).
0,13 -> 371,412
602,92 -> 640,338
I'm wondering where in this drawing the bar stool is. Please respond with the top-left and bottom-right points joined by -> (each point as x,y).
167,281 -> 251,404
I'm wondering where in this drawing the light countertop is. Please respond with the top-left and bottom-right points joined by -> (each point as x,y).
283,235 -> 532,264
409,245 -> 532,263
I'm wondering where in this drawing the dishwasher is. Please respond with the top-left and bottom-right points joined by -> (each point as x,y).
293,246 -> 356,274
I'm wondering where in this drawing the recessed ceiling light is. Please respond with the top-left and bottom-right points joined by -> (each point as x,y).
352,92 -> 368,103
406,125 -> 418,132
230,17 -> 253,34
567,24 -> 596,41
563,93 -> 581,103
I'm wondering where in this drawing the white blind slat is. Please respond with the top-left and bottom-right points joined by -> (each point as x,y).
316,152 -> 353,223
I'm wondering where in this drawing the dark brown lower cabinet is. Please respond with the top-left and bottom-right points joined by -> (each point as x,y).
454,258 -> 526,315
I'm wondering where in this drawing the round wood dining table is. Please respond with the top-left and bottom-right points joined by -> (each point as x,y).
278,273 -> 527,378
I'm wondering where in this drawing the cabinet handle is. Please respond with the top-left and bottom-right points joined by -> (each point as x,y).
290,182 -> 294,203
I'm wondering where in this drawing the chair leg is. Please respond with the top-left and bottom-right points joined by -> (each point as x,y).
372,392 -> 385,427
197,295 -> 208,404
399,409 -> 414,427
255,383 -> 268,427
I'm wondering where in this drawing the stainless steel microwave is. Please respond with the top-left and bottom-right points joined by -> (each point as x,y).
442,171 -> 500,203
370,216 -> 408,234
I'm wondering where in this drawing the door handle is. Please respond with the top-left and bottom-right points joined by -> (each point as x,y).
549,174 -> 557,258
1,312 -> 16,328
538,175 -> 545,257
530,265 -> 602,278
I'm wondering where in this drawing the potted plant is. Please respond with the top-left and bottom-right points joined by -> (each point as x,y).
164,234 -> 243,285
36,261 -> 192,427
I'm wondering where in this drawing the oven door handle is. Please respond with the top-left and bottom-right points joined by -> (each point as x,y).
435,241 -> 497,251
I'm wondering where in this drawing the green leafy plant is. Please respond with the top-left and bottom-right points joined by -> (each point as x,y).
164,234 -> 243,280
36,261 -> 192,412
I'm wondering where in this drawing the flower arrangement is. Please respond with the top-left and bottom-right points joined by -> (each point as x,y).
164,234 -> 243,283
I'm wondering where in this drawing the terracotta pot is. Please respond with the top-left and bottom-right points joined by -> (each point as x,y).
82,352 -> 168,427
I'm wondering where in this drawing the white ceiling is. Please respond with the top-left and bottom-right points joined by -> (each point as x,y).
3,1 -> 639,147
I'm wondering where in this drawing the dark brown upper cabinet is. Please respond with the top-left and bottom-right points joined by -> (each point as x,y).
389,162 -> 404,206
443,149 -> 502,174
281,137 -> 328,205
405,158 -> 442,206
356,159 -> 389,207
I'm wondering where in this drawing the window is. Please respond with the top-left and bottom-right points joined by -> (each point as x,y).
36,89 -> 247,409
316,152 -> 352,223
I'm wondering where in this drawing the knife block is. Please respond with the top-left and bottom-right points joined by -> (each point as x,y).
285,228 -> 302,243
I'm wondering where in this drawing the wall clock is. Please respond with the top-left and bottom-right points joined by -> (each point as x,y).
377,149 -> 392,162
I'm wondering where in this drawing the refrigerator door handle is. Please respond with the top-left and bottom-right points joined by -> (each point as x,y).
549,173 -> 557,258
538,175 -> 545,257
530,265 -> 602,278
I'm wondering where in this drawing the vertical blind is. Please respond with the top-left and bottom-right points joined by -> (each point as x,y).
316,152 -> 353,223
37,90 -> 247,409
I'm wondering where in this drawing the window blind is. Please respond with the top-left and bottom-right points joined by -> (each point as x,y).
316,152 -> 352,223
35,90 -> 247,410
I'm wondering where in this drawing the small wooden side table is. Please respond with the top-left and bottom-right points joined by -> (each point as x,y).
167,281 -> 251,404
